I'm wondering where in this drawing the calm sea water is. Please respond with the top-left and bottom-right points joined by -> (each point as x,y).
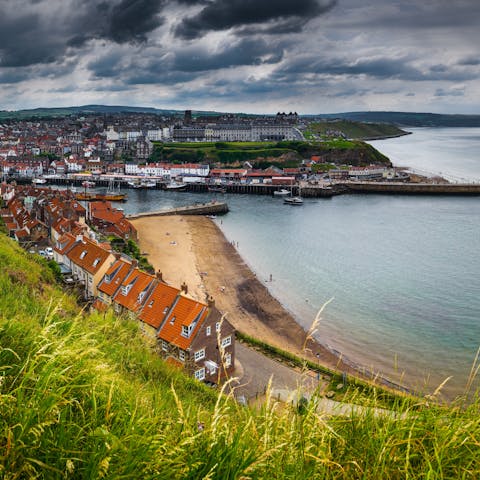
122,128 -> 480,399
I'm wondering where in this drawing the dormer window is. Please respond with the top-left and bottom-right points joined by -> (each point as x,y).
92,258 -> 100,267
80,250 -> 87,259
170,316 -> 176,325
148,300 -> 154,308
181,325 -> 193,338
121,284 -> 132,296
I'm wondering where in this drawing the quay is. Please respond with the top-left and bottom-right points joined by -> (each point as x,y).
337,181 -> 480,195
127,201 -> 229,219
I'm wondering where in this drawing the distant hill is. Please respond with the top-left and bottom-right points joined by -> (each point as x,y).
1,105 -> 479,127
317,111 -> 480,127
305,119 -> 409,140
0,104 -> 221,120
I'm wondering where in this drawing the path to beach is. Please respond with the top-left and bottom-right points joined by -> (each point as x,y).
130,215 -> 358,376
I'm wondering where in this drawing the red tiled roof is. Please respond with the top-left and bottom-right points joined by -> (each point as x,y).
139,282 -> 180,329
157,296 -> 209,350
113,269 -> 155,312
67,238 -> 112,275
98,259 -> 133,297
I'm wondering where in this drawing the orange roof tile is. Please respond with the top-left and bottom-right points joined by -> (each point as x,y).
113,269 -> 155,313
139,282 -> 180,329
98,259 -> 133,297
67,238 -> 113,275
157,296 -> 209,350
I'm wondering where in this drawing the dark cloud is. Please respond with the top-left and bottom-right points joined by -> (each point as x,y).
0,0 -> 165,68
175,0 -> 336,39
434,87 -> 465,97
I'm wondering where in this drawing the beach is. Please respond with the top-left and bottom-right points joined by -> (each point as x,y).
131,214 -> 358,376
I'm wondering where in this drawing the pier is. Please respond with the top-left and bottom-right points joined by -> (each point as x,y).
127,201 -> 229,219
337,181 -> 480,195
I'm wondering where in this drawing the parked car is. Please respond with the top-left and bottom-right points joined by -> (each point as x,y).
38,250 -> 46,257
45,247 -> 54,258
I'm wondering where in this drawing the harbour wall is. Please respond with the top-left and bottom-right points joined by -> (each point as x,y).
127,201 -> 229,219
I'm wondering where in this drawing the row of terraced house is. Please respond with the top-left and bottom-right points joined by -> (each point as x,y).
1,182 -> 235,384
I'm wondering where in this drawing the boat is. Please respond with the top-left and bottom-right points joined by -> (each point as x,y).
273,188 -> 290,196
81,180 -> 96,188
208,186 -> 227,193
284,196 -> 304,205
74,192 -> 127,202
165,181 -> 187,191
127,179 -> 157,189
32,177 -> 47,184
75,178 -> 127,202
283,180 -> 304,205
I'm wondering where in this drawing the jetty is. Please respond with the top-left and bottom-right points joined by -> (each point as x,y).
336,181 -> 480,195
127,201 -> 229,219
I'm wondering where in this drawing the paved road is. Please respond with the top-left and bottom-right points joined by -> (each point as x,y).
232,342 -> 326,403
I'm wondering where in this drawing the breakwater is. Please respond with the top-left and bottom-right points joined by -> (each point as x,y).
127,201 -> 229,219
338,181 -> 480,195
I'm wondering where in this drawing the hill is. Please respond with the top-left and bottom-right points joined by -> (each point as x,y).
317,111 -> 480,127
305,119 -> 409,140
152,140 -> 391,167
1,229 -> 480,478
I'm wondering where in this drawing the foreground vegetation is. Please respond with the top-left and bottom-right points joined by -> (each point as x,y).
1,233 -> 480,478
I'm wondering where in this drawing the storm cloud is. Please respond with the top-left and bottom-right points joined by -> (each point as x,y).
174,0 -> 336,39
0,0 -> 479,114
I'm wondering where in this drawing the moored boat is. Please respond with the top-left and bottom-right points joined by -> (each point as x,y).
283,196 -> 304,205
166,181 -> 187,190
273,188 -> 290,196
32,177 -> 47,184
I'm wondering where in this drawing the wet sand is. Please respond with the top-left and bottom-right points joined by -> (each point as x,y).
131,215 -> 359,376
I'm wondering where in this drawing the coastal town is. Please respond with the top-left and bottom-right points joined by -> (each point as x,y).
0,182 -> 236,386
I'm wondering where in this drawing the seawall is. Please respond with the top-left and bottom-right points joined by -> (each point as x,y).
127,201 -> 229,219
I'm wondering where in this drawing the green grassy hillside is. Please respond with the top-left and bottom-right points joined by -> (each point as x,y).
151,139 -> 391,167
305,120 -> 408,140
1,233 -> 480,478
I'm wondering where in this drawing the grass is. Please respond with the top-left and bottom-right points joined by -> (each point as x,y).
2,232 -> 480,478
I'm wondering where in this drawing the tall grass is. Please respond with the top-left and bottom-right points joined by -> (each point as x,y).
1,233 -> 480,478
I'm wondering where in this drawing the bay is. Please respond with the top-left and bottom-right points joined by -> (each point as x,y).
122,128 -> 480,399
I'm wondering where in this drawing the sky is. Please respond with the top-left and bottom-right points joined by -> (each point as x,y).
0,0 -> 479,114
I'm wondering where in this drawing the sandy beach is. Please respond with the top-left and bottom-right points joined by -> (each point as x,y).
130,215 -> 358,376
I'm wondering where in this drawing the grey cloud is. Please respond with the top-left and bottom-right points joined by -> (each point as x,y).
434,87 -> 465,97
0,0 -> 165,68
175,0 -> 336,39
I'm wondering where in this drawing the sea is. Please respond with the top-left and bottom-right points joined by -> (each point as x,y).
121,127 -> 480,400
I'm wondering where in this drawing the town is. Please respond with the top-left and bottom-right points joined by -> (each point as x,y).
0,110 -> 404,192
0,182 -> 235,386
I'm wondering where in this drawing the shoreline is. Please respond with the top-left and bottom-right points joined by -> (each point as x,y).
131,215 -> 378,381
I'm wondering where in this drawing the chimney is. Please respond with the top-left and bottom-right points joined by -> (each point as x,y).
132,259 -> 138,268
207,295 -> 215,307
181,282 -> 188,294
156,270 -> 163,282
114,252 -> 121,260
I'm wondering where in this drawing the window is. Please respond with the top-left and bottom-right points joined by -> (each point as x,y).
224,353 -> 232,367
80,250 -> 87,259
215,322 -> 221,332
179,350 -> 185,362
181,324 -> 192,337
162,340 -> 168,352
92,258 -> 100,267
194,349 -> 205,362
194,368 -> 205,381
221,336 -> 232,348
206,326 -> 211,336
